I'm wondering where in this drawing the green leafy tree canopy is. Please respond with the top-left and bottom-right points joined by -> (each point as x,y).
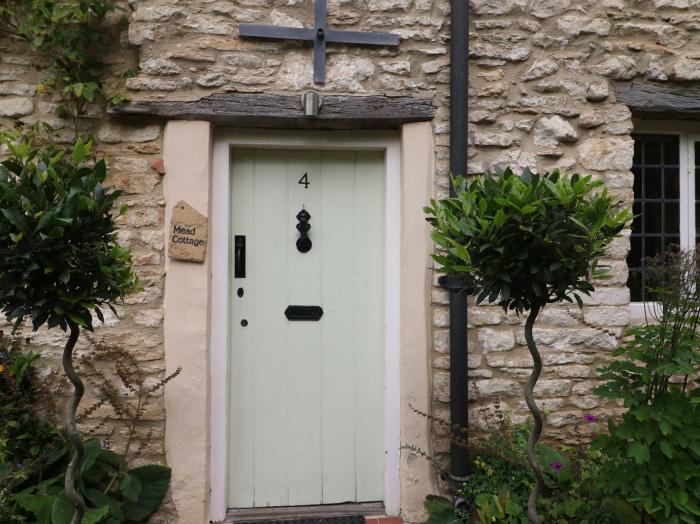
0,131 -> 139,332
425,168 -> 631,313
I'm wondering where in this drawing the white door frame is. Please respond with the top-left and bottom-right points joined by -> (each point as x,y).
210,129 -> 402,521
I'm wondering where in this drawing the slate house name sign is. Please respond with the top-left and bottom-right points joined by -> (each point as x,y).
168,201 -> 208,263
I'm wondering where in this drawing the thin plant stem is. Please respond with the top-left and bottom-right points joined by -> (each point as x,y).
524,302 -> 544,524
62,321 -> 86,524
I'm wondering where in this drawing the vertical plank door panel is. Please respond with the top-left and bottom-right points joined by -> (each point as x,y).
229,149 -> 257,508
287,151 -> 324,505
251,149 -> 291,507
320,151 -> 359,503
353,151 -> 385,501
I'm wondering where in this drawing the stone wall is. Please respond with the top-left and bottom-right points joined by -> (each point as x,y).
458,0 -> 700,451
3,0 -> 700,518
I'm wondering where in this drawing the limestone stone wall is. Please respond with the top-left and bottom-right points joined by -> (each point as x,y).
455,0 -> 700,452
3,0 -> 700,517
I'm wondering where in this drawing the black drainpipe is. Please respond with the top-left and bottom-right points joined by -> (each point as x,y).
446,0 -> 469,479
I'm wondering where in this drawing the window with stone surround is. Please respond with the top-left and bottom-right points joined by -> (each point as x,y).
629,132 -> 699,303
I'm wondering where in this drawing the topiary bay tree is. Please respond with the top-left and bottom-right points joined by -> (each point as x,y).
0,132 -> 139,524
425,168 -> 630,524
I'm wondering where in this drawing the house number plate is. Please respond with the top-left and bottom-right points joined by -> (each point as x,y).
285,305 -> 324,321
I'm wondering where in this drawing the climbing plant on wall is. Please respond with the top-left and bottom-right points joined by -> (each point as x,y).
425,168 -> 630,524
0,0 -> 129,136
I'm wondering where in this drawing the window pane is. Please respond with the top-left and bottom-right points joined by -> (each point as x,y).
645,236 -> 662,259
645,141 -> 662,165
645,168 -> 662,199
665,138 -> 679,165
628,236 -> 642,269
665,203 -> 680,234
664,235 -> 681,255
627,270 -> 643,303
644,202 -> 662,234
634,139 -> 643,165
633,166 -> 643,196
664,167 -> 680,199
632,201 -> 643,232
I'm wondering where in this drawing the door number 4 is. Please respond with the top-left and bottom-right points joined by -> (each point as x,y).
298,173 -> 310,189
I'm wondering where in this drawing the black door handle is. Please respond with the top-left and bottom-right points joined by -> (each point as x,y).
235,235 -> 246,278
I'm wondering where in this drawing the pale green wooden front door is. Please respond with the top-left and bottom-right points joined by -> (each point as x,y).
228,149 -> 385,508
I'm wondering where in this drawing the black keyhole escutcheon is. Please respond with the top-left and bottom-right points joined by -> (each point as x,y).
296,208 -> 312,253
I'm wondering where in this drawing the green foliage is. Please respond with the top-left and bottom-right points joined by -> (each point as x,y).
424,495 -> 463,524
421,408 -> 640,524
1,340 -> 177,522
11,438 -> 172,524
593,248 -> 700,523
0,130 -> 139,332
595,323 -> 700,405
0,0 -> 124,128
474,491 -> 527,524
0,333 -> 65,523
593,390 -> 700,523
597,249 -> 700,405
424,168 -> 630,313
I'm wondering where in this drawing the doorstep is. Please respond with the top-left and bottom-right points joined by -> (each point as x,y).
224,502 -> 401,524
365,518 -> 403,524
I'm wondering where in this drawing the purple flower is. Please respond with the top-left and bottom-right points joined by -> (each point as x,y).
584,413 -> 599,423
549,460 -> 563,473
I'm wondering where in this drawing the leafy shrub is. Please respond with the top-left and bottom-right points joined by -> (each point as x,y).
0,332 -> 61,465
424,169 -> 630,312
13,438 -> 171,524
424,168 -> 630,523
0,132 -> 138,332
594,248 -> 700,523
1,339 -> 177,523
422,408 -> 639,524
0,129 -> 139,521
594,388 -> 700,523
0,333 -> 65,523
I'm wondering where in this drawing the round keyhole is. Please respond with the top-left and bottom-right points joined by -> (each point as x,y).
237,288 -> 244,297
241,319 -> 248,327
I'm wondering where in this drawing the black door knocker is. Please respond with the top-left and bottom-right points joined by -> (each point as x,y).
296,208 -> 312,253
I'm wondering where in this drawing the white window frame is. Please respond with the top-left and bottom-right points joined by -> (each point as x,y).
630,121 -> 700,321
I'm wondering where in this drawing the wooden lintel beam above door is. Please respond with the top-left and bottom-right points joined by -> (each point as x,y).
615,80 -> 700,120
108,93 -> 435,130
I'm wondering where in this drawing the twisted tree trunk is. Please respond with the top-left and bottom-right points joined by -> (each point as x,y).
524,303 -> 544,524
62,321 -> 86,524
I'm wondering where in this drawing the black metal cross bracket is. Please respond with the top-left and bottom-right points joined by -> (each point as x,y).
239,0 -> 400,84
